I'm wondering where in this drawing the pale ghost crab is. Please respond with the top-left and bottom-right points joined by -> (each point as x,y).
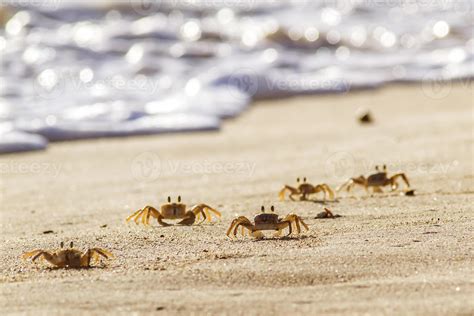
22,241 -> 113,268
126,196 -> 221,226
337,165 -> 410,195
226,206 -> 309,239
279,177 -> 335,201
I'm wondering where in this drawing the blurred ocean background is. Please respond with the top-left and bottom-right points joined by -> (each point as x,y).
0,0 -> 472,153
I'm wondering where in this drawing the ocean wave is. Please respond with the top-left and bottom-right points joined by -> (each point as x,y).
0,1 -> 472,153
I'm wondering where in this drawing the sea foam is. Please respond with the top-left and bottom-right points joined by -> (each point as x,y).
0,1 -> 472,153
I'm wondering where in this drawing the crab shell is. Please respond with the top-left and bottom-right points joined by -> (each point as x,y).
56,249 -> 83,267
367,172 -> 388,186
160,203 -> 187,219
297,183 -> 315,194
253,213 -> 281,230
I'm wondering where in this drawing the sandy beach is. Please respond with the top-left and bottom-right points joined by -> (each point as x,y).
1,83 -> 473,315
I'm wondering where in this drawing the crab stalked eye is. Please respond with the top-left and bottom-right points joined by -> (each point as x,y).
297,177 -> 300,183
178,195 -> 181,203
375,165 -> 379,171
261,206 -> 265,212
167,196 -> 171,203
303,177 -> 306,182
70,241 -> 73,248
60,242 -> 64,248
271,205 -> 275,212
383,164 -> 387,170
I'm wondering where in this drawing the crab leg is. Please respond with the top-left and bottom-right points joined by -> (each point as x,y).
126,206 -> 162,226
282,214 -> 298,234
233,223 -> 242,236
22,249 -> 43,260
195,208 -> 207,224
280,220 -> 292,236
26,251 -> 63,267
177,211 -> 197,226
372,186 -> 383,193
142,208 -> 150,226
226,217 -> 252,237
125,206 -> 154,225
91,248 -> 114,259
195,210 -> 206,223
130,206 -> 169,226
226,218 -> 239,237
233,220 -> 253,237
125,209 -> 143,223
133,211 -> 144,224
297,216 -> 309,231
81,250 -> 92,267
80,248 -> 113,267
321,184 -> 335,200
251,230 -> 265,239
283,214 -> 308,235
294,216 -> 301,234
337,178 -> 360,193
192,204 -> 221,223
156,213 -> 171,226
390,173 -> 410,190
204,205 -> 221,221
144,206 -> 168,226
279,185 -> 299,201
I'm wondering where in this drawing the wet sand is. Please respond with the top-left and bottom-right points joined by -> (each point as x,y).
1,83 -> 473,315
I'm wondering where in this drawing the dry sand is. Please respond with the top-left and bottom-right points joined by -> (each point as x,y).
1,83 -> 473,315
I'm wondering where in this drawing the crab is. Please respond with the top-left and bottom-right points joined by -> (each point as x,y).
279,177 -> 335,201
126,196 -> 221,226
315,208 -> 342,219
337,165 -> 410,195
22,241 -> 113,268
226,206 -> 309,239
